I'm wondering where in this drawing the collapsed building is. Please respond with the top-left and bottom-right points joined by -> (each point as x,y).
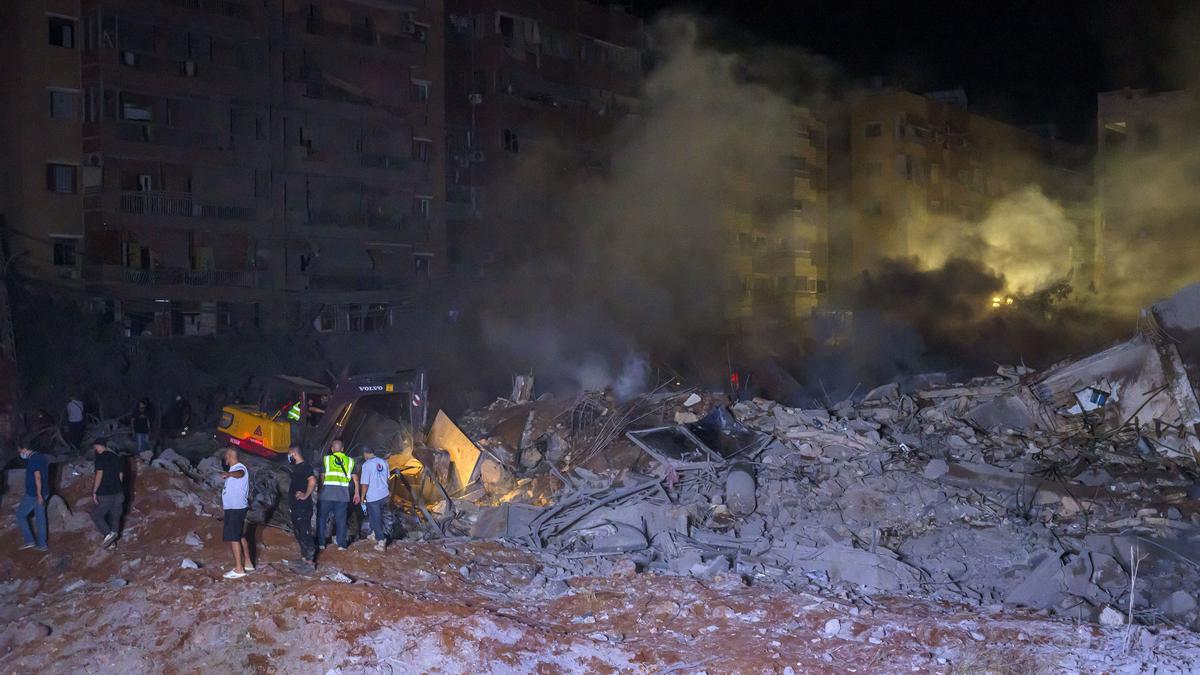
382,283 -> 1200,629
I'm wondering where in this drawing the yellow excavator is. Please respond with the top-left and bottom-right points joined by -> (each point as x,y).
216,371 -> 428,463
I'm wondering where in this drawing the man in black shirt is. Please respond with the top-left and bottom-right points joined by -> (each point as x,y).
287,445 -> 317,569
91,441 -> 126,548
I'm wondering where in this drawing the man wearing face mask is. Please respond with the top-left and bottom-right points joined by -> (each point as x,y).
15,444 -> 49,551
286,445 -> 317,569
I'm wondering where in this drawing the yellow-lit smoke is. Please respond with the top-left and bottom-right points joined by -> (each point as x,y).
905,186 -> 1080,295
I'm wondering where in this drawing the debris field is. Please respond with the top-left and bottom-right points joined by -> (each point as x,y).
7,285 -> 1200,671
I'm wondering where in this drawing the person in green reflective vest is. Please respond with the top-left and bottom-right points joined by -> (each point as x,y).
316,440 -> 359,551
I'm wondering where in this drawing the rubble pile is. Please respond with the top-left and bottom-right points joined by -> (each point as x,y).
412,286 -> 1200,632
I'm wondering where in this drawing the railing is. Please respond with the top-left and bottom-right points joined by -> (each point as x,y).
93,264 -> 268,289
114,122 -> 220,150
360,153 -> 407,170
120,191 -> 195,217
118,191 -> 254,221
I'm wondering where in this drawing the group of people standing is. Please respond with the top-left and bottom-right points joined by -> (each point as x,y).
13,435 -> 393,581
13,440 -> 128,552
219,440 -> 393,578
60,395 -> 191,453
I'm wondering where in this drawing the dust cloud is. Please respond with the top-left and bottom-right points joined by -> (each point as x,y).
473,15 -> 828,395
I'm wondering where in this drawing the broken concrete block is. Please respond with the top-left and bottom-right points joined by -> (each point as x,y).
478,457 -> 514,495
669,550 -> 703,575
796,443 -> 822,459
922,459 -> 949,480
323,571 -> 354,584
823,618 -> 841,638
724,464 -> 757,517
519,445 -> 543,470
1099,606 -> 1125,626
611,559 -> 637,579
429,410 -> 484,491
138,450 -> 153,463
184,532 -> 203,548
180,559 -> 200,569
1163,590 -> 1197,617
673,411 -> 700,424
151,448 -> 189,473
689,555 -> 730,579
1005,552 -> 1065,609
862,383 -> 899,403
683,393 -> 702,408
45,495 -> 72,530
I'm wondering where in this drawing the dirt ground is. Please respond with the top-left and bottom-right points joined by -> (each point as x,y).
2,462 -> 1200,673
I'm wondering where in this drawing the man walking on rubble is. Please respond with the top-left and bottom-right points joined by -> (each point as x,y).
358,446 -> 390,552
219,447 -> 254,579
15,444 -> 49,551
287,445 -> 317,569
316,440 -> 359,551
91,440 -> 125,549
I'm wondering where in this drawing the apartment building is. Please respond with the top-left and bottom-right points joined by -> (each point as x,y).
0,0 -> 85,287
0,0 -> 445,336
728,106 -> 829,323
443,0 -> 645,276
827,87 -> 1088,298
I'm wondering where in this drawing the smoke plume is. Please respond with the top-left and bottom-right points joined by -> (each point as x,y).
473,16 -> 827,395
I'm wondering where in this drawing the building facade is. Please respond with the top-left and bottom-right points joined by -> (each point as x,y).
728,106 -> 829,324
827,87 -> 1089,299
0,0 -> 85,287
1,0 -> 445,336
443,0 -> 645,277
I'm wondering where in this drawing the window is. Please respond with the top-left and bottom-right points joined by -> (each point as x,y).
46,164 -> 77,193
412,196 -> 431,220
48,16 -> 75,48
411,138 -> 431,162
411,80 -> 430,103
501,128 -> 519,153
314,306 -> 336,332
121,94 -> 153,122
864,122 -> 882,138
49,90 -> 77,120
863,200 -> 882,217
498,15 -> 515,46
52,237 -> 79,266
864,160 -> 882,177
414,253 -> 432,278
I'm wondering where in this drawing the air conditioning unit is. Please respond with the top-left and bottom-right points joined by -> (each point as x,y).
468,93 -> 483,105
84,153 -> 104,167
469,150 -> 485,163
121,51 -> 138,67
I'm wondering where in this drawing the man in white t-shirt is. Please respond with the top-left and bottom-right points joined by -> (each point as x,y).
218,447 -> 254,579
358,446 -> 391,552
66,396 -> 85,448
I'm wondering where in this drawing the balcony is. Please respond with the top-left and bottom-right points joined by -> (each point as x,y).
113,122 -> 221,150
118,191 -> 255,221
91,264 -> 270,289
360,153 -> 408,171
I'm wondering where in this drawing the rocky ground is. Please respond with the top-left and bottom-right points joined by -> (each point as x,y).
3,461 -> 1200,673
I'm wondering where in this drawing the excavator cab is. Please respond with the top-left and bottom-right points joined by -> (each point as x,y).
216,370 -> 428,461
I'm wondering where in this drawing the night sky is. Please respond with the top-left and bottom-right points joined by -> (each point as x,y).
621,0 -> 1195,143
